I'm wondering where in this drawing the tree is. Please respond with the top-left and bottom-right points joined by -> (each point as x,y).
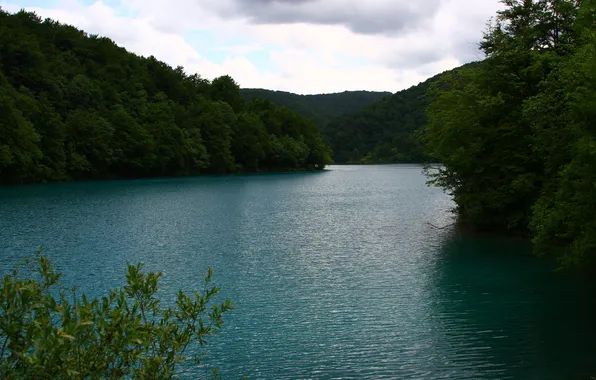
199,100 -> 237,173
0,250 -> 233,378
0,8 -> 332,184
64,110 -> 114,178
425,0 -> 582,234
0,78 -> 42,184
232,112 -> 267,171
240,88 -> 390,129
425,0 -> 596,265
323,70 -> 448,164
529,5 -> 596,265
211,76 -> 244,113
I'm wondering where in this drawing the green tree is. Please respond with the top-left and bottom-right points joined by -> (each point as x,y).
199,100 -> 237,173
240,88 -> 390,129
107,105 -> 155,178
33,93 -> 68,182
232,112 -> 267,171
64,110 -> 114,178
324,70 -> 448,164
0,8 -> 331,183
0,250 -> 232,378
425,0 -> 596,266
211,76 -> 244,113
425,0 -> 582,234
530,18 -> 596,265
0,79 -> 42,184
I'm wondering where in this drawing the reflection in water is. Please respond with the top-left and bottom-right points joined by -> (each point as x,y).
428,233 -> 596,380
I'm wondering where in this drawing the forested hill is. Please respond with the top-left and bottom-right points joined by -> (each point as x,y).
425,0 -> 596,266
240,89 -> 390,128
0,10 -> 332,185
324,63 -> 477,164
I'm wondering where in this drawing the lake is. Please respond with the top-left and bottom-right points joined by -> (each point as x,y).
0,165 -> 595,379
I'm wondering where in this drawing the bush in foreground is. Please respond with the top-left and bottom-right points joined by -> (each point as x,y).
0,249 -> 232,378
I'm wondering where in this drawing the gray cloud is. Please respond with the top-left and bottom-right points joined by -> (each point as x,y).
5,0 -> 503,93
211,0 -> 443,35
136,0 -> 500,71
388,48 -> 446,70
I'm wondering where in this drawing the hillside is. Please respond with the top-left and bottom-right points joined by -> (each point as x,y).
240,89 -> 390,128
424,0 -> 596,265
0,10 -> 331,185
241,67 -> 478,165
325,63 -> 478,163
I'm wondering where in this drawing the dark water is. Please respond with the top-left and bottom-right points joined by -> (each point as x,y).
0,165 -> 595,379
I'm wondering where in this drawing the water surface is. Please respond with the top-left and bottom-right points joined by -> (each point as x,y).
1,165 -> 594,379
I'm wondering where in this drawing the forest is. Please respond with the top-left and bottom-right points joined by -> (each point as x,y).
243,76 -> 440,164
323,77 -> 433,164
240,89 -> 390,129
322,71 -> 454,164
425,0 -> 596,266
325,64 -> 483,164
243,67 -> 482,165
0,9 -> 332,185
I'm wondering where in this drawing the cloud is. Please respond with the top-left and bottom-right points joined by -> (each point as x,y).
210,0 -> 443,35
1,0 -> 503,94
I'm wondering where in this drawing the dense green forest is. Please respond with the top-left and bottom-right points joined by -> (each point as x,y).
323,64 -> 478,164
324,74 -> 434,163
0,9 -> 332,185
324,81 -> 430,164
425,0 -> 596,265
240,89 -> 390,129
242,79 -> 445,164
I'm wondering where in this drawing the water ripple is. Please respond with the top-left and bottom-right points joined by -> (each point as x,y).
1,165 -> 595,379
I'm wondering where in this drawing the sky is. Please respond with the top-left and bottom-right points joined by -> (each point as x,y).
1,0 -> 504,94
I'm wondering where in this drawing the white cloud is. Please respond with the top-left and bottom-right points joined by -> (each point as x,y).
1,0 -> 503,94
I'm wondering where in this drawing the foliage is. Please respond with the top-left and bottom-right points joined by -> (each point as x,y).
530,27 -> 596,266
0,249 -> 232,378
321,64 -> 477,164
0,9 -> 331,185
324,77 -> 433,163
244,65 -> 483,165
425,0 -> 596,265
240,89 -> 390,129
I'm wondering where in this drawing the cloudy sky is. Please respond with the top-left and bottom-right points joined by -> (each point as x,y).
1,0 -> 503,94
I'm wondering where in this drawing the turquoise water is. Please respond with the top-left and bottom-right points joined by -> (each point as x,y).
0,165 -> 595,379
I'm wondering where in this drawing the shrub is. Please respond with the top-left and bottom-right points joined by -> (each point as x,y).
0,249 -> 232,378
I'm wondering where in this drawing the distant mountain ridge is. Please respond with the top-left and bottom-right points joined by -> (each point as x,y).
242,64 -> 477,164
240,89 -> 391,128
324,63 -> 479,163
323,77 -> 434,164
